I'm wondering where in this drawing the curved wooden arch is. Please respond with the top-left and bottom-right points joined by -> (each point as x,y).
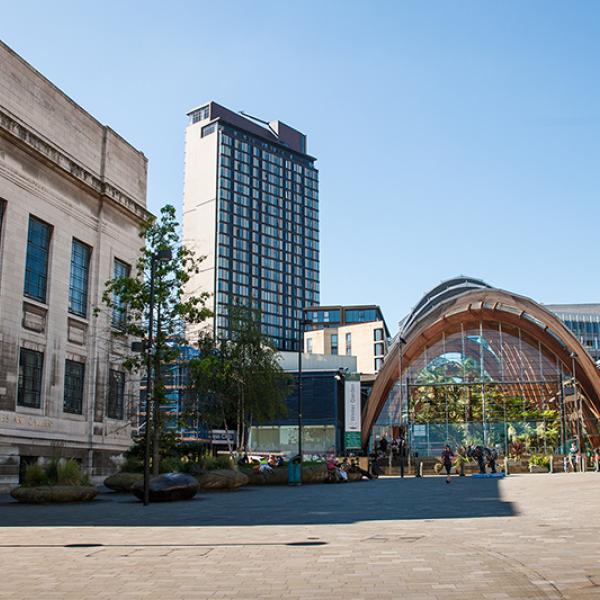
362,288 -> 600,448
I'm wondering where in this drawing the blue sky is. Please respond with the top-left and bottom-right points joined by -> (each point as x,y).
2,1 -> 599,330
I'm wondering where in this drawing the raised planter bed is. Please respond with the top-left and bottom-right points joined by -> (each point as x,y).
104,472 -> 143,492
10,485 -> 98,504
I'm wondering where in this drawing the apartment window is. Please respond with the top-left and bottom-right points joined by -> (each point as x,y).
107,369 -> 125,419
331,333 -> 338,356
374,342 -> 385,356
68,240 -> 91,317
18,348 -> 44,408
374,328 -> 384,342
202,123 -> 216,137
306,338 -> 313,353
24,216 -> 51,303
63,360 -> 85,414
190,105 -> 209,123
111,259 -> 130,329
374,357 -> 384,371
345,332 -> 352,356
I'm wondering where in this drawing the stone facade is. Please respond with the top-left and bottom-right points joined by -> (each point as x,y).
0,41 -> 149,489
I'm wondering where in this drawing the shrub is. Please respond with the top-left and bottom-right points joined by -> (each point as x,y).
23,463 -> 48,487
22,459 -> 91,487
120,456 -> 144,473
528,454 -> 550,469
159,456 -> 183,473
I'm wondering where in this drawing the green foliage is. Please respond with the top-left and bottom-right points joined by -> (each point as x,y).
188,304 -> 291,450
23,459 -> 91,487
23,463 -> 48,487
528,454 -> 550,468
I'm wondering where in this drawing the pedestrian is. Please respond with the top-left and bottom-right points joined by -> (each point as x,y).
594,448 -> 600,473
569,442 -> 578,473
441,444 -> 454,484
379,435 -> 388,456
397,435 -> 406,478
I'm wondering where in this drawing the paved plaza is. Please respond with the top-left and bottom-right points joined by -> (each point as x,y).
0,473 -> 599,599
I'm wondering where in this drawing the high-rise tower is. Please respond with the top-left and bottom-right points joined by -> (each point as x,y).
183,102 -> 319,350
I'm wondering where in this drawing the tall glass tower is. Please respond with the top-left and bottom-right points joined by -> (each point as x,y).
183,102 -> 319,351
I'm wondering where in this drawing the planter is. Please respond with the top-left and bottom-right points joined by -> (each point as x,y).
132,473 -> 199,502
104,472 -> 143,492
10,485 -> 98,504
528,465 -> 549,474
195,469 -> 249,490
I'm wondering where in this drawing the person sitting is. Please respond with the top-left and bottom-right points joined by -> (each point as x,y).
267,454 -> 278,468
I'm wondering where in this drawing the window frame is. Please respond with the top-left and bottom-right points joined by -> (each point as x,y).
24,215 -> 52,303
63,359 -> 85,415
18,348 -> 44,408
68,239 -> 92,318
107,369 -> 125,420
111,258 -> 131,330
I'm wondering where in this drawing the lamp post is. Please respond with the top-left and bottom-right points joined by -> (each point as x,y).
297,314 -> 311,482
142,248 -> 172,506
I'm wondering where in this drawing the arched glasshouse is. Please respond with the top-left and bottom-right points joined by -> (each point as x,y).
364,278 -> 600,457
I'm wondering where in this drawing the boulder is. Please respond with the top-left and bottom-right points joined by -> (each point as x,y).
104,472 -> 143,492
132,472 -> 199,502
195,469 -> 249,490
10,485 -> 98,504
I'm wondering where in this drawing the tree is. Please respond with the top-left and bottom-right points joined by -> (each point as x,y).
188,305 -> 290,453
100,204 -> 211,474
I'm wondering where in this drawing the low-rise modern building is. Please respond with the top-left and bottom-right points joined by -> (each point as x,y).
248,352 -> 358,454
0,42 -> 148,488
303,305 -> 390,375
545,304 -> 600,362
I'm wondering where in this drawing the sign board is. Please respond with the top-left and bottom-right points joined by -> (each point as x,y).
413,424 -> 426,437
344,375 -> 361,448
209,429 -> 236,445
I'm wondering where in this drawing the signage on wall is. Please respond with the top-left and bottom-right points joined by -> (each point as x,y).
344,374 -> 362,448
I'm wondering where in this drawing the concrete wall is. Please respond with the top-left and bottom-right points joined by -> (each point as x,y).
182,120 -> 219,338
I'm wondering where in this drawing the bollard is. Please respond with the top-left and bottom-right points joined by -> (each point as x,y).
419,462 -> 423,478
549,455 -> 553,474
581,456 -> 586,473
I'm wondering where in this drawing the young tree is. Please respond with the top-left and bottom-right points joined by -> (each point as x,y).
188,305 -> 290,453
101,204 -> 211,474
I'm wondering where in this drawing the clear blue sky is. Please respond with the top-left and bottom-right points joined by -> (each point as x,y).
2,1 -> 599,330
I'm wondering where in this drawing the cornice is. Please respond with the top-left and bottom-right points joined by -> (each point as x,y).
0,107 -> 151,223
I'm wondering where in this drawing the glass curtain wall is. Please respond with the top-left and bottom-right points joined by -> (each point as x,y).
374,320 -> 592,456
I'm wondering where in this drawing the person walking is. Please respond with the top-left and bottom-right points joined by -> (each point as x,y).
441,444 -> 454,484
398,435 -> 406,478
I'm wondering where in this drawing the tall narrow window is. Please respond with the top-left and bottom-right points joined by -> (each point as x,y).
108,369 -> 125,419
306,338 -> 313,353
18,348 -> 44,408
331,333 -> 338,356
374,342 -> 385,356
345,332 -> 352,356
63,360 -> 85,414
69,240 -> 91,317
24,216 -> 51,302
111,259 -> 130,329
374,328 -> 384,342
0,200 -> 5,240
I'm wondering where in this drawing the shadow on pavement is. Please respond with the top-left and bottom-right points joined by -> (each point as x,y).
0,476 -> 516,527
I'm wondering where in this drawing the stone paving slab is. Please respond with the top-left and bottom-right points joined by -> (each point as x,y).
0,473 -> 598,599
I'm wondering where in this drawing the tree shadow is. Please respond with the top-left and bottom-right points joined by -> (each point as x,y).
0,477 -> 516,528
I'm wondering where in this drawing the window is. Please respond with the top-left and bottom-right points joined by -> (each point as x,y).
374,328 -> 384,341
331,333 -> 338,356
0,199 -> 5,240
374,342 -> 385,356
68,240 -> 91,317
18,348 -> 44,408
306,338 -> 313,353
345,332 -> 352,356
374,357 -> 383,371
202,123 -> 216,137
63,360 -> 85,414
190,105 -> 210,123
24,216 -> 51,302
111,259 -> 130,329
107,369 -> 125,419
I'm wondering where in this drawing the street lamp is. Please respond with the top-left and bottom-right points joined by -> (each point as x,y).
142,248 -> 172,506
296,313 -> 312,483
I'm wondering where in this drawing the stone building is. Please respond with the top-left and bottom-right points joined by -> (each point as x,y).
0,42 -> 149,489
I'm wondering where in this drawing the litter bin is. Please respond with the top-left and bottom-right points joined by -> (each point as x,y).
288,455 -> 301,485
